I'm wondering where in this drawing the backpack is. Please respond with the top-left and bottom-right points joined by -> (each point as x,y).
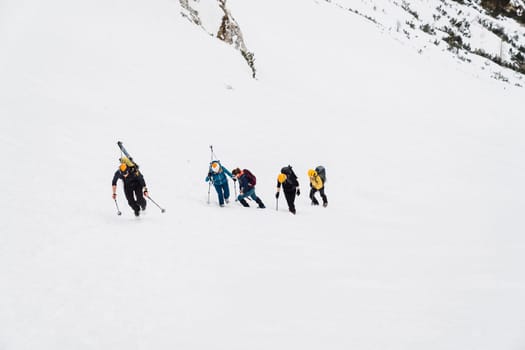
120,156 -> 138,169
120,156 -> 140,175
243,169 -> 256,186
315,166 -> 326,183
281,166 -> 292,176
281,165 -> 298,185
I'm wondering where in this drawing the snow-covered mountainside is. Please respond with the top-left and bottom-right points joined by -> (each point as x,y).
181,0 -> 525,86
1,0 -> 525,349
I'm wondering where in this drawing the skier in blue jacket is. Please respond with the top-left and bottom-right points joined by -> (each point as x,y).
206,160 -> 235,207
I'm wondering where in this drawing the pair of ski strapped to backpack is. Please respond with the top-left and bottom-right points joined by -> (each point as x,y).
114,141 -> 166,215
117,141 -> 138,170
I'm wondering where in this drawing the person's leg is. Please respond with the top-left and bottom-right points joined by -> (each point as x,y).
284,189 -> 296,214
222,183 -> 230,203
250,190 -> 265,208
214,183 -> 225,205
320,187 -> 328,207
124,186 -> 140,215
134,187 -> 147,210
237,191 -> 250,207
309,188 -> 319,205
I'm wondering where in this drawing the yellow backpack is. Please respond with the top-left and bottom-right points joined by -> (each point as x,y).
119,156 -> 140,175
308,169 -> 323,190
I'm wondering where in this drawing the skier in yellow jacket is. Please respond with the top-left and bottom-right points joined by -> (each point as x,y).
308,168 -> 327,207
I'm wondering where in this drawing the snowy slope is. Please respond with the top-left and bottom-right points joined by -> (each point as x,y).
181,0 -> 525,85
1,0 -> 525,349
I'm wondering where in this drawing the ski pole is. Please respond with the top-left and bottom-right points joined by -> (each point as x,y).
114,198 -> 122,216
207,181 -> 212,204
210,144 -> 218,160
207,177 -> 215,205
146,195 -> 166,213
207,145 -> 214,204
207,170 -> 212,205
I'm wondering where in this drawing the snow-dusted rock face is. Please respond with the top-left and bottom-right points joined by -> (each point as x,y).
179,0 -> 256,78
322,0 -> 525,85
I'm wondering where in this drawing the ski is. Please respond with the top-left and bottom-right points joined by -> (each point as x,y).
117,141 -> 132,159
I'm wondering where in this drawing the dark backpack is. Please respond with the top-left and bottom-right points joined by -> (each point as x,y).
281,165 -> 298,185
243,169 -> 256,186
315,166 -> 326,183
281,166 -> 292,176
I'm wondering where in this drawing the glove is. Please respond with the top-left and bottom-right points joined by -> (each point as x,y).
112,193 -> 117,200
275,192 -> 280,199
232,177 -> 237,182
208,172 -> 213,177
143,188 -> 149,197
296,188 -> 300,196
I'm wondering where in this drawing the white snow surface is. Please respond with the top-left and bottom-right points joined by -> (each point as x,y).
1,0 -> 525,349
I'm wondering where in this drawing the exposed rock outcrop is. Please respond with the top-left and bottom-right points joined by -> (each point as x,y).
180,0 -> 256,78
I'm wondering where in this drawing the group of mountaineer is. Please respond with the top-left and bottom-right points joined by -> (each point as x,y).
205,164 -> 266,209
204,161 -> 328,215
111,142 -> 328,217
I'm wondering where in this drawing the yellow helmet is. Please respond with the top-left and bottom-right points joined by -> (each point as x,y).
211,161 -> 220,173
308,169 -> 316,177
277,173 -> 287,184
119,163 -> 128,173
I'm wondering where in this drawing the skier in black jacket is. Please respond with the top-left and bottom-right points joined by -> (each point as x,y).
112,163 -> 148,216
275,165 -> 300,214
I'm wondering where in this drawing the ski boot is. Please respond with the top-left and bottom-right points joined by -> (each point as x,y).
255,197 -> 265,209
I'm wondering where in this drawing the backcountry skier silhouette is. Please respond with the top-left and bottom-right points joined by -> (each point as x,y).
112,157 -> 148,217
